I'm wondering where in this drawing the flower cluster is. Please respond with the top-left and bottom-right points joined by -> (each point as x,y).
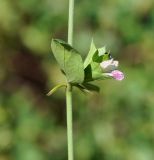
100,59 -> 124,81
50,39 -> 124,95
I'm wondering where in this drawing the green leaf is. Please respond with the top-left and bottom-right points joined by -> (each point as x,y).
84,42 -> 112,82
98,46 -> 106,56
84,58 -> 103,82
51,39 -> 84,83
84,64 -> 93,82
47,84 -> 66,96
93,47 -> 111,63
75,83 -> 100,93
92,50 -> 104,63
81,83 -> 100,92
84,58 -> 111,82
84,39 -> 97,68
90,61 -> 103,80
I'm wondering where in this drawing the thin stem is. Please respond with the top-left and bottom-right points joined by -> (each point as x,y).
68,0 -> 74,45
66,83 -> 73,160
67,0 -> 74,159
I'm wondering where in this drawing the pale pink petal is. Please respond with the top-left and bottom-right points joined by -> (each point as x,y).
100,59 -> 119,72
113,61 -> 119,67
111,70 -> 124,81
100,59 -> 113,68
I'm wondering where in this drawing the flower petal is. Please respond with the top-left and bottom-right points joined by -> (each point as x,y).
100,59 -> 119,72
111,70 -> 124,81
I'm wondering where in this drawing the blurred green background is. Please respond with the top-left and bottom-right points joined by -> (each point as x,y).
0,0 -> 154,160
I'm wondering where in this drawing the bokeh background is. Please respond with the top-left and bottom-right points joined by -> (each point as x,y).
0,0 -> 154,160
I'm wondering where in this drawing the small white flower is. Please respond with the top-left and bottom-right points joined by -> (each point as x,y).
100,59 -> 119,72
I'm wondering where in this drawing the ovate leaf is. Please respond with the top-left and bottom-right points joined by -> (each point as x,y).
51,39 -> 84,83
84,39 -> 97,68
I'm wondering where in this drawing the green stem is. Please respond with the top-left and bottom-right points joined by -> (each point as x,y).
68,0 -> 74,45
67,0 -> 74,159
66,83 -> 73,160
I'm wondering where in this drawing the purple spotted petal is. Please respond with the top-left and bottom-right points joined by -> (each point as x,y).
111,70 -> 124,81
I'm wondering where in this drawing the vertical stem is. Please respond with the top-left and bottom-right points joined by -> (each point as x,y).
67,0 -> 74,159
66,83 -> 73,160
68,0 -> 74,45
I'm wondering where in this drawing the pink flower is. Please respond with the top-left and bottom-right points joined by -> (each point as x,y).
111,70 -> 124,81
100,58 -> 124,81
102,70 -> 124,81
